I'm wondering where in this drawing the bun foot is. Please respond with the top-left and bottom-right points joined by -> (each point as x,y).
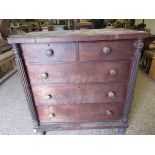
33,129 -> 46,135
118,128 -> 126,135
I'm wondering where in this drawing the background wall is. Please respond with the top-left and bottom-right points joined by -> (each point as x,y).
135,19 -> 155,35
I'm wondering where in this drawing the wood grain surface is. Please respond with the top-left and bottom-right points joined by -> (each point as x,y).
21,43 -> 77,63
32,83 -> 127,105
79,40 -> 134,61
8,29 -> 148,43
37,102 -> 124,123
26,61 -> 131,84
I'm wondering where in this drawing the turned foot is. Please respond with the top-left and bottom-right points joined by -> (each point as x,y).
118,128 -> 126,135
39,131 -> 46,135
33,129 -> 46,135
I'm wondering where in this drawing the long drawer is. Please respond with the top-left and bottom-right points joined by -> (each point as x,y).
79,40 -> 134,61
21,43 -> 77,63
37,102 -> 124,123
32,83 -> 127,105
26,61 -> 131,85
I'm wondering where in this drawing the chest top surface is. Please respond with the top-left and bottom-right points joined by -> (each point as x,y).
8,28 -> 148,44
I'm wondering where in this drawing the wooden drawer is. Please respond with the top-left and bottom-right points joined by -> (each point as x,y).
79,40 -> 133,61
77,103 -> 124,122
37,102 -> 124,123
26,61 -> 130,84
32,83 -> 127,105
21,43 -> 77,63
37,105 -> 77,123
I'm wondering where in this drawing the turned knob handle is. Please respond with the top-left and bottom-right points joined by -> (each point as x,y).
106,110 -> 113,116
110,68 -> 118,76
44,94 -> 52,99
102,47 -> 111,55
108,91 -> 115,98
49,113 -> 56,118
41,73 -> 48,79
46,49 -> 54,57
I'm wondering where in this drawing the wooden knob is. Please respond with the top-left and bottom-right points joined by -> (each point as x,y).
102,47 -> 111,55
46,49 -> 53,57
110,68 -> 118,76
41,73 -> 48,79
108,91 -> 115,98
106,110 -> 113,116
44,94 -> 52,99
49,113 -> 56,118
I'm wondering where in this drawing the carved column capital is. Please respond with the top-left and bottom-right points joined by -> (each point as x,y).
134,39 -> 144,50
11,44 -> 22,58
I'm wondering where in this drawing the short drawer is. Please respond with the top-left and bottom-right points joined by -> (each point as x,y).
21,43 -> 77,63
79,40 -> 133,61
37,105 -> 77,123
77,103 -> 124,122
26,61 -> 130,84
32,83 -> 127,105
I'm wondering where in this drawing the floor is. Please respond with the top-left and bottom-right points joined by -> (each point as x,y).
0,70 -> 155,135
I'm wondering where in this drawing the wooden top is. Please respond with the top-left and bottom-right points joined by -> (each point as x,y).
8,28 -> 148,44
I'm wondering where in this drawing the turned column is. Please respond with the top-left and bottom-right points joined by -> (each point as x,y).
11,44 -> 39,129
123,39 -> 144,124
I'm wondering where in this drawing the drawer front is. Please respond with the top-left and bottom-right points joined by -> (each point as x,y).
37,103 -> 124,123
37,105 -> 77,123
33,84 -> 78,105
79,40 -> 133,61
32,83 -> 127,105
21,43 -> 77,63
77,103 -> 124,122
27,61 -> 130,84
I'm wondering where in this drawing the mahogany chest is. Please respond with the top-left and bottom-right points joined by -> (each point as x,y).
8,29 -> 148,134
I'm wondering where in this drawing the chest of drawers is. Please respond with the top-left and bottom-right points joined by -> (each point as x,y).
8,29 -> 148,134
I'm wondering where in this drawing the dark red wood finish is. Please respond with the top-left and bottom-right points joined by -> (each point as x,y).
21,43 -> 77,63
37,102 -> 124,123
32,83 -> 127,105
79,40 -> 134,61
8,29 -> 148,134
37,121 -> 128,131
26,61 -> 131,85
8,29 -> 148,44
37,104 -> 77,123
77,103 -> 124,122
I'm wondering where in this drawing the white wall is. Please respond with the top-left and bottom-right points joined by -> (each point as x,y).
135,19 -> 155,35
